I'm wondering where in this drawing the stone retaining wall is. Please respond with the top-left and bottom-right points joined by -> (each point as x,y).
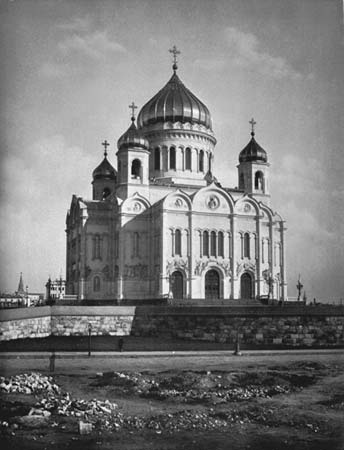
0,305 -> 343,347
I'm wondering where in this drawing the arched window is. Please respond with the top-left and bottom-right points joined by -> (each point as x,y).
199,150 -> 204,172
185,147 -> 191,170
102,187 -> 111,199
92,234 -> 101,259
244,232 -> 250,258
169,147 -> 176,170
93,276 -> 100,292
210,231 -> 216,257
239,173 -> 245,190
203,231 -> 209,257
131,159 -> 141,178
255,171 -> 264,191
218,231 -> 224,257
154,148 -> 160,170
175,229 -> 182,256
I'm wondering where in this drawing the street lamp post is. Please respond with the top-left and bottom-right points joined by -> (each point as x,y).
88,323 -> 92,357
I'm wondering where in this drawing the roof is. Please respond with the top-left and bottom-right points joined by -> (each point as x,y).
137,72 -> 212,130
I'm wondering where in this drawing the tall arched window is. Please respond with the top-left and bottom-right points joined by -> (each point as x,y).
92,234 -> 101,260
255,171 -> 264,191
169,147 -> 176,170
218,231 -> 224,257
185,147 -> 191,170
210,231 -> 217,257
154,148 -> 160,170
93,276 -> 100,292
175,229 -> 181,256
131,159 -> 141,178
244,232 -> 250,258
203,231 -> 209,257
199,150 -> 204,172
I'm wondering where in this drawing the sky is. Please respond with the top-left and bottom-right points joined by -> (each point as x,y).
0,0 -> 343,300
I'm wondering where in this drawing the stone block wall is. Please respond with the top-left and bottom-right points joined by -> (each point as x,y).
0,305 -> 343,347
0,316 -> 51,341
131,310 -> 344,347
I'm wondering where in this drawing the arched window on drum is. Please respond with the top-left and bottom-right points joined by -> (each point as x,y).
169,147 -> 176,170
185,147 -> 191,170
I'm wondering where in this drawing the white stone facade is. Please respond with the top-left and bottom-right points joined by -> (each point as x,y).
66,68 -> 287,302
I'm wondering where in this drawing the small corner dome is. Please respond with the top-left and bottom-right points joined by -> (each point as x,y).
137,72 -> 212,130
239,134 -> 268,163
117,120 -> 149,151
92,156 -> 117,180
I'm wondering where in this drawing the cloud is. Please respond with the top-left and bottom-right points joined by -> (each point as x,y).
57,16 -> 91,32
38,62 -> 67,78
224,27 -> 302,80
58,31 -> 125,60
194,58 -> 226,71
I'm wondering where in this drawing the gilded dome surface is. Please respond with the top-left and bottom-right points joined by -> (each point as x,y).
92,156 -> 117,180
239,134 -> 268,163
117,120 -> 149,151
137,72 -> 212,130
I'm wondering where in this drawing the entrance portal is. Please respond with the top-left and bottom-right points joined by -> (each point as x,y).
240,272 -> 253,299
205,269 -> 220,299
171,271 -> 183,299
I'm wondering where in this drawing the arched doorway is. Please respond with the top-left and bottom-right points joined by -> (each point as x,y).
240,272 -> 253,299
171,271 -> 183,299
205,269 -> 220,299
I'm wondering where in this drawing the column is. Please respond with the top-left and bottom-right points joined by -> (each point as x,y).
256,216 -> 261,298
280,222 -> 287,302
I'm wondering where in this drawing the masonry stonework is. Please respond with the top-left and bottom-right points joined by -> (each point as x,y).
0,306 -> 343,348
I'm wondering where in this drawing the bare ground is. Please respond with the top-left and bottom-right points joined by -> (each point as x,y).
0,354 -> 343,450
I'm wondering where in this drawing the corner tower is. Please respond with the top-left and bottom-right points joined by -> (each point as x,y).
116,104 -> 150,200
237,119 -> 270,204
92,140 -> 117,200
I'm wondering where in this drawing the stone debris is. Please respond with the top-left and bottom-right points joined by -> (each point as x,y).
96,371 -> 291,404
0,371 -> 326,435
0,373 -> 60,395
79,420 -> 93,435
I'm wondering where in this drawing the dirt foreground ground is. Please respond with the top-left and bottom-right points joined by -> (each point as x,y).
0,351 -> 343,450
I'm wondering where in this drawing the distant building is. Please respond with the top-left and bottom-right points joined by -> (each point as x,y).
0,273 -> 43,308
45,277 -> 66,301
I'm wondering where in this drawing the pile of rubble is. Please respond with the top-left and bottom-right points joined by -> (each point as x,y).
0,372 -> 324,435
96,371 -> 291,404
0,373 -> 60,395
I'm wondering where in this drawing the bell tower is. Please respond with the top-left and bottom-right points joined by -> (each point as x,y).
237,118 -> 270,203
92,140 -> 117,200
116,103 -> 150,200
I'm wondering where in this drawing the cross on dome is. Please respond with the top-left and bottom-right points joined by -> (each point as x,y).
102,139 -> 110,157
249,118 -> 257,136
169,45 -> 181,72
129,101 -> 138,121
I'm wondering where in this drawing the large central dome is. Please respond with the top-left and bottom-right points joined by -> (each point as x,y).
137,72 -> 212,131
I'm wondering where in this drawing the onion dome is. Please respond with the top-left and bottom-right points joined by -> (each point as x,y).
137,72 -> 212,130
117,117 -> 149,151
239,119 -> 268,163
93,142 -> 117,180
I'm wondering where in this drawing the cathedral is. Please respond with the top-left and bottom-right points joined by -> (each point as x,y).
66,47 -> 287,303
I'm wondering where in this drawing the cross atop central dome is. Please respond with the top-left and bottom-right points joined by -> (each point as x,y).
137,47 -> 212,131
